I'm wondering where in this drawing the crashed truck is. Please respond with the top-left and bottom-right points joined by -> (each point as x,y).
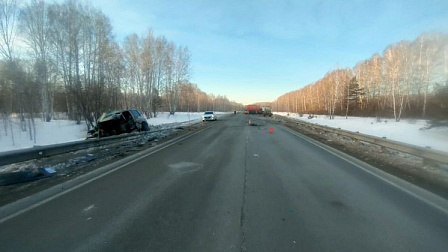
86,109 -> 150,138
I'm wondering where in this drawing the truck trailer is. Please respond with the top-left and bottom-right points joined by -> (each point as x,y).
244,105 -> 261,114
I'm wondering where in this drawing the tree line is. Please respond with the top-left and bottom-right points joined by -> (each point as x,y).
274,33 -> 448,121
0,0 -> 241,136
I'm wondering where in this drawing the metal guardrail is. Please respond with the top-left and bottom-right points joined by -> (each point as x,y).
4,114 -> 444,166
0,115 -> 218,167
275,115 -> 448,165
0,127 -> 177,167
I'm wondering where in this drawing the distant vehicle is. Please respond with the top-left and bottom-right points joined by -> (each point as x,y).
244,104 -> 261,114
86,109 -> 150,138
202,111 -> 217,121
262,106 -> 273,117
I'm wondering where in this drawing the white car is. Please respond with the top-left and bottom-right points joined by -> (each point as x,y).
202,111 -> 217,121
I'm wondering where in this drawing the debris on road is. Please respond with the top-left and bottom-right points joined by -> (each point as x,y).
0,167 -> 56,186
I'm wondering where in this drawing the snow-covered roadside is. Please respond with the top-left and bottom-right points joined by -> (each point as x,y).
0,120 -> 87,153
0,112 -> 229,153
2,111 -> 445,153
275,112 -> 448,153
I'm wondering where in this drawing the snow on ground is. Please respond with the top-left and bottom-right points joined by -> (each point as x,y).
0,119 -> 87,153
148,112 -> 205,125
275,112 -> 448,153
1,112 -> 446,153
0,112 -> 222,153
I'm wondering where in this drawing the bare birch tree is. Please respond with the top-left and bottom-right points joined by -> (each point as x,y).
20,0 -> 55,122
0,0 -> 17,61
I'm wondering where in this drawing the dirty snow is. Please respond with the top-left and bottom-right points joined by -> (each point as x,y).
0,112 -> 216,153
275,112 -> 448,153
1,112 -> 447,153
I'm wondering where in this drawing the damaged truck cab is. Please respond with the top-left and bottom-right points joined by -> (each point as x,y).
87,109 -> 150,138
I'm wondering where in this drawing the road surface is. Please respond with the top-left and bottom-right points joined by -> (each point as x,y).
1,114 -> 448,251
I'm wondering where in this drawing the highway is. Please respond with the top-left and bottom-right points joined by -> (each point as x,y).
1,114 -> 447,251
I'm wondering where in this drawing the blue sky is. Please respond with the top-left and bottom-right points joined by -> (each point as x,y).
90,0 -> 448,104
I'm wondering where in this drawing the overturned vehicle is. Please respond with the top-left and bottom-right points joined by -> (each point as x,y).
87,109 -> 150,138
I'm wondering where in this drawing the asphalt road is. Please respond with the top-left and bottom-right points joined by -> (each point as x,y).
1,114 -> 448,251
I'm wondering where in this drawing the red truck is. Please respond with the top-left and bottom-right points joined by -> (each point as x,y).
244,104 -> 261,114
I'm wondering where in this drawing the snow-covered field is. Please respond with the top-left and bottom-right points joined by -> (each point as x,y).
0,112 -> 447,153
275,112 -> 448,153
0,112 -> 211,153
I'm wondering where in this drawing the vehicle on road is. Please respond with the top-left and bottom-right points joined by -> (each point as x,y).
202,111 -> 217,121
87,109 -> 150,138
244,104 -> 261,114
262,106 -> 273,117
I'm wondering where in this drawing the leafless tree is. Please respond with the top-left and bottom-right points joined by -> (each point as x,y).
0,0 -> 17,61
20,0 -> 55,122
275,32 -> 448,120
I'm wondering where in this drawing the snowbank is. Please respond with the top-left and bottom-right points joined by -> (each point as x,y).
1,112 -> 446,153
0,112 -> 230,153
275,112 -> 448,153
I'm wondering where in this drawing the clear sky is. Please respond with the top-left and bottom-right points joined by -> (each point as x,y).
88,0 -> 448,105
